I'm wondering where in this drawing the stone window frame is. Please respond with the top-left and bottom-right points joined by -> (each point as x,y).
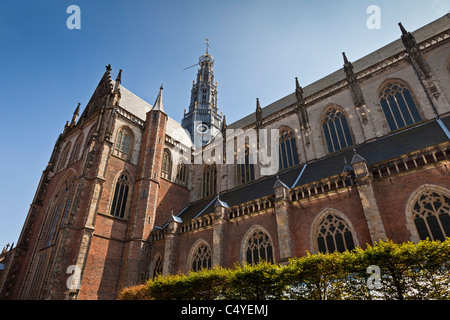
320,105 -> 355,154
175,162 -> 189,187
310,208 -> 359,254
202,164 -> 217,198
235,143 -> 255,186
278,126 -> 300,171
405,184 -> 450,243
25,170 -> 77,299
378,79 -> 423,132
108,171 -> 132,220
69,133 -> 85,165
113,126 -> 134,161
150,253 -> 163,278
187,239 -> 212,272
56,142 -> 72,172
161,148 -> 172,180
241,225 -> 275,265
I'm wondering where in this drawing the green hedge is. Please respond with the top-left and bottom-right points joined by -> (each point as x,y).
118,239 -> 450,300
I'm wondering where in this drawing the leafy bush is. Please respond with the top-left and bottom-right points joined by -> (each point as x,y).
118,238 -> 450,300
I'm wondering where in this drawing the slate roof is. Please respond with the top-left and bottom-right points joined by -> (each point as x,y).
228,14 -> 450,130
169,116 -> 450,226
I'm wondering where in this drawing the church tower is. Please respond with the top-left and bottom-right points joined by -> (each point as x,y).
182,41 -> 222,146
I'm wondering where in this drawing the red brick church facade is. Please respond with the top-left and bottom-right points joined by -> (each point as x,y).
1,15 -> 449,300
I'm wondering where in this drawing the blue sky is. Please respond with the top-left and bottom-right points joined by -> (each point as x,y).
0,0 -> 448,249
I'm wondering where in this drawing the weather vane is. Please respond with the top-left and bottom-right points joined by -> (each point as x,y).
182,38 -> 212,71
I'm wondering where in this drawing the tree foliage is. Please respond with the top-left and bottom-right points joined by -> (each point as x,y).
118,239 -> 450,300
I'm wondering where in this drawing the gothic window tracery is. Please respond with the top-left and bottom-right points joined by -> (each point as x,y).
379,80 -> 421,131
110,173 -> 130,219
114,127 -> 133,160
152,255 -> 163,278
236,144 -> 255,186
56,142 -> 71,172
322,108 -> 354,153
412,190 -> 450,241
70,134 -> 84,164
279,127 -> 299,171
191,242 -> 212,272
245,228 -> 274,264
176,162 -> 188,187
315,213 -> 355,253
161,149 -> 172,180
42,174 -> 76,248
202,164 -> 217,198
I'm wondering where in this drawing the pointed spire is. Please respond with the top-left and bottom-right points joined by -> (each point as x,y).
342,52 -> 356,81
169,213 -> 182,223
342,156 -> 353,173
214,196 -> 229,208
342,51 -> 349,65
255,98 -> 262,128
221,115 -> 227,132
398,22 -> 418,50
351,147 -> 366,165
398,22 -> 431,78
398,22 -> 408,37
295,77 -> 306,105
151,85 -> 165,113
70,103 -> 80,126
114,69 -> 122,92
116,69 -> 122,83
273,174 -> 289,190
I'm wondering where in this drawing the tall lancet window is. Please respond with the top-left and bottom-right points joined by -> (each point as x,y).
379,80 -> 421,131
279,127 -> 299,171
161,149 -> 172,180
202,164 -> 217,198
322,108 -> 354,153
110,173 -> 130,219
236,144 -> 255,186
176,162 -> 188,187
115,127 -> 133,160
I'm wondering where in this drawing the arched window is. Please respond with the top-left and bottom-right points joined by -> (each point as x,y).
27,171 -> 77,299
279,127 -> 299,171
379,80 -> 421,131
176,162 -> 188,187
190,242 -> 212,272
202,164 -> 217,198
152,255 -> 163,278
322,108 -> 354,153
70,134 -> 84,164
411,190 -> 450,241
114,127 -> 132,159
236,144 -> 255,185
315,212 -> 355,253
41,173 -> 76,249
245,228 -> 274,264
161,149 -> 172,180
56,142 -> 71,172
110,173 -> 130,219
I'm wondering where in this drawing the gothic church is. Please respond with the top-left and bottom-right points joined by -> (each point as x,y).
1,15 -> 450,300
